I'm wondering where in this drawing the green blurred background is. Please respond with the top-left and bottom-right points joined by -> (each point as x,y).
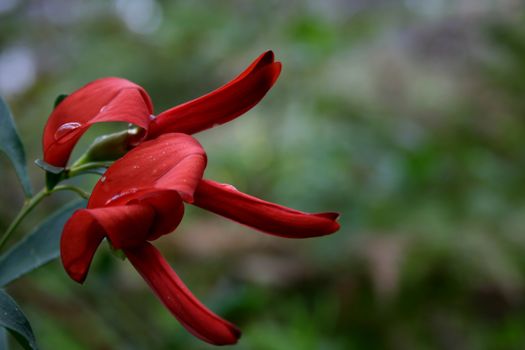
1,0 -> 525,349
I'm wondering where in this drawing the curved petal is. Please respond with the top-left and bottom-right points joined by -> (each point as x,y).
60,204 -> 155,283
89,133 -> 207,207
88,205 -> 155,250
125,243 -> 241,345
60,209 -> 105,283
148,51 -> 281,137
43,77 -> 153,167
193,179 -> 340,238
127,189 -> 185,241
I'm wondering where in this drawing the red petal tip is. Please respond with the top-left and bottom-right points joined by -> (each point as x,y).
219,324 -> 242,345
66,267 -> 87,284
321,212 -> 341,234
319,212 -> 340,221
193,180 -> 340,238
205,322 -> 241,345
331,221 -> 341,234
150,51 -> 281,137
126,243 -> 242,345
260,50 -> 275,64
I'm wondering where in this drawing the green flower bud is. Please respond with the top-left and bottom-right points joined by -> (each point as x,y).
73,127 -> 144,166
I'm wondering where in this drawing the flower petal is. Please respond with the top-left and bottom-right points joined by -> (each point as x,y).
61,204 -> 155,283
60,209 -> 105,283
127,189 -> 185,241
148,51 -> 281,137
125,243 -> 241,345
193,179 -> 340,238
43,77 -> 153,167
89,205 -> 155,250
89,133 -> 207,207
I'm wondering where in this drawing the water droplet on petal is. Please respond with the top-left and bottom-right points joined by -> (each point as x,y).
99,105 -> 108,113
54,122 -> 82,143
105,188 -> 139,205
149,114 -> 156,121
221,183 -> 237,191
100,176 -> 106,183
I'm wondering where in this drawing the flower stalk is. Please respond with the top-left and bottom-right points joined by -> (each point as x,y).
0,188 -> 48,250
0,184 -> 89,251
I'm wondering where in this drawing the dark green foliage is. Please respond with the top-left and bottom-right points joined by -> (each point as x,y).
0,97 -> 32,198
53,95 -> 68,109
0,290 -> 37,350
0,200 -> 86,287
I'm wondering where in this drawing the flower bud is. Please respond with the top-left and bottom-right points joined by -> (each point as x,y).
73,127 -> 144,166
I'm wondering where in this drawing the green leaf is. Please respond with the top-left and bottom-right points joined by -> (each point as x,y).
33,159 -> 66,190
0,327 -> 7,350
0,200 -> 86,287
53,94 -> 68,108
0,97 -> 32,198
33,159 -> 64,175
0,290 -> 37,350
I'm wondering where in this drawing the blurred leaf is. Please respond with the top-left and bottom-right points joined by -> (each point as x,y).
33,159 -> 64,175
0,200 -> 86,287
33,160 -> 66,191
53,94 -> 68,108
0,290 -> 37,350
0,97 -> 32,198
0,327 -> 7,350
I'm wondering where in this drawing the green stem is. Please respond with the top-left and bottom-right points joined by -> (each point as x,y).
0,185 -> 89,251
67,161 -> 112,178
52,185 -> 90,199
0,188 -> 48,250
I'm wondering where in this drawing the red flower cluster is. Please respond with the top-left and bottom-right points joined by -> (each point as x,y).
42,51 -> 340,345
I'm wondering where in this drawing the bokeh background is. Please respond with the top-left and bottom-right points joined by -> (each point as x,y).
1,0 -> 525,349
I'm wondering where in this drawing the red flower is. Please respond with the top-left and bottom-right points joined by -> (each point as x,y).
61,133 -> 339,345
48,51 -> 340,344
61,133 -> 243,345
43,51 -> 281,167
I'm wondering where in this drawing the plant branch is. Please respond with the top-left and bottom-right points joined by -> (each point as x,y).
0,184 -> 89,251
0,188 -> 48,251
